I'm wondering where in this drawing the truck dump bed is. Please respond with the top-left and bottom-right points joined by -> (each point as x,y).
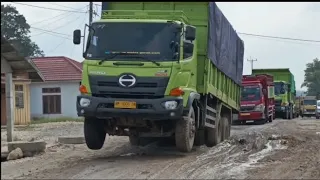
252,68 -> 296,93
242,74 -> 274,87
101,2 -> 244,85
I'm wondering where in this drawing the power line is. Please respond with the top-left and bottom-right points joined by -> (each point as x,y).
30,26 -> 71,39
11,2 -> 87,13
29,5 -> 88,25
238,32 -> 320,43
47,2 -> 86,11
49,13 -> 88,54
31,15 -> 84,37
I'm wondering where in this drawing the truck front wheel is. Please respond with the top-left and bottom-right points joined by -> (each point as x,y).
84,118 -> 106,150
175,106 -> 196,152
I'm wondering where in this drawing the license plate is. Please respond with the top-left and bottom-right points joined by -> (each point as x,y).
240,113 -> 250,116
114,101 -> 137,109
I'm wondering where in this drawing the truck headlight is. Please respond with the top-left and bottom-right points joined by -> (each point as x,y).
79,98 -> 90,107
162,101 -> 178,110
254,104 -> 265,112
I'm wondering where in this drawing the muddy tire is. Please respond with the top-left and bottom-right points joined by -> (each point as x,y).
221,117 -> 231,141
175,106 -> 196,152
316,116 -> 319,119
84,118 -> 106,150
205,117 -> 222,147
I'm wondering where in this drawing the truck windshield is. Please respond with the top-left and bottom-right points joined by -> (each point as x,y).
317,102 -> 320,106
85,22 -> 180,61
241,86 -> 261,101
303,100 -> 316,105
274,82 -> 285,95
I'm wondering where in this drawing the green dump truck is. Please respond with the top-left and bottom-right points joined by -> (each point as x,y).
73,2 -> 244,152
252,69 -> 296,119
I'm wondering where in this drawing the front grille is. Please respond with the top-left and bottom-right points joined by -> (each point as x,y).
275,100 -> 282,106
240,106 -> 255,111
97,81 -> 157,88
89,75 -> 169,99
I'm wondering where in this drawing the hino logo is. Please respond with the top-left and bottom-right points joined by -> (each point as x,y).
118,74 -> 136,87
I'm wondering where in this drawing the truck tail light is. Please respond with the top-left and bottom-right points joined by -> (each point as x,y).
79,85 -> 88,94
169,88 -> 185,97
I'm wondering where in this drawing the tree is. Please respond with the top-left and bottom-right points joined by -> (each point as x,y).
301,58 -> 320,96
1,4 -> 44,57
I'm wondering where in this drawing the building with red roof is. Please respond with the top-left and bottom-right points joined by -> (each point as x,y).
29,56 -> 83,118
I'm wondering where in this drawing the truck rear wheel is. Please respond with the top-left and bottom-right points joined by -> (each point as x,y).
221,117 -> 231,141
84,118 -> 106,150
205,117 -> 222,147
175,106 -> 196,152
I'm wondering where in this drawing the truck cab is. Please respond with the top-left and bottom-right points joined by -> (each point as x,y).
238,74 -> 275,124
301,96 -> 317,117
252,68 -> 296,120
72,2 -> 244,153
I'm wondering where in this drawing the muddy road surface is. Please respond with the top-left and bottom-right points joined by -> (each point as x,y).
1,118 -> 320,179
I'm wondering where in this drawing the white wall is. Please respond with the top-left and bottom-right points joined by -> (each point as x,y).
30,81 -> 80,118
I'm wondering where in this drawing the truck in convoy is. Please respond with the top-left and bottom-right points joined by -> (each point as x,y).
72,2 -> 244,152
300,96 -> 317,117
252,69 -> 296,119
237,74 -> 275,124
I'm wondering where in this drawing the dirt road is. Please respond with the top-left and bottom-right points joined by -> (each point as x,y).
1,118 -> 320,179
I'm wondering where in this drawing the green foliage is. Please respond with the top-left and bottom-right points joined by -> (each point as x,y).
301,58 -> 320,96
1,4 -> 44,57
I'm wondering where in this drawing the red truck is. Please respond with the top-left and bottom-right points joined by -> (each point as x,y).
236,74 -> 275,124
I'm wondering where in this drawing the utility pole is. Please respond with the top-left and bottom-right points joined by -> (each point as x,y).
247,57 -> 257,74
89,2 -> 93,25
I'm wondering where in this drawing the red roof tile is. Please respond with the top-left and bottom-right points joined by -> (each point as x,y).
30,56 -> 82,82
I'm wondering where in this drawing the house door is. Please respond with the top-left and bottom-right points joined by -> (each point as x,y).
1,87 -> 6,125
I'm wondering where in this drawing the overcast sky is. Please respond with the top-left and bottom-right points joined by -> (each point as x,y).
2,2 -> 320,90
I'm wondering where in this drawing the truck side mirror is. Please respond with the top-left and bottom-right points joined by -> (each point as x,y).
183,42 -> 194,54
185,25 -> 196,41
73,29 -> 81,45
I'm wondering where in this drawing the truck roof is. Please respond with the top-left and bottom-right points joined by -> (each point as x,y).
242,74 -> 274,87
101,2 -> 244,85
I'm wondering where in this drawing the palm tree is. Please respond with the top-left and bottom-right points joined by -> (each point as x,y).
301,58 -> 320,96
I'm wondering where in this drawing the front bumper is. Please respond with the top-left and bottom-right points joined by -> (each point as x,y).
275,106 -> 286,113
238,111 -> 264,121
76,95 -> 184,120
303,111 -> 316,116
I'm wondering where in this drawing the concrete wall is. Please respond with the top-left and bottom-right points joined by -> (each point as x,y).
30,81 -> 80,118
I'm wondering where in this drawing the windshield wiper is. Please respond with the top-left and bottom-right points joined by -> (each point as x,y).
98,52 -> 160,66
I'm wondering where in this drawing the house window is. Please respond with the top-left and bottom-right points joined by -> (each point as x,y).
42,87 -> 61,114
15,85 -> 24,108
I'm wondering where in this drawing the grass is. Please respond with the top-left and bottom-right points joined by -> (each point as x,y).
30,117 -> 84,125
